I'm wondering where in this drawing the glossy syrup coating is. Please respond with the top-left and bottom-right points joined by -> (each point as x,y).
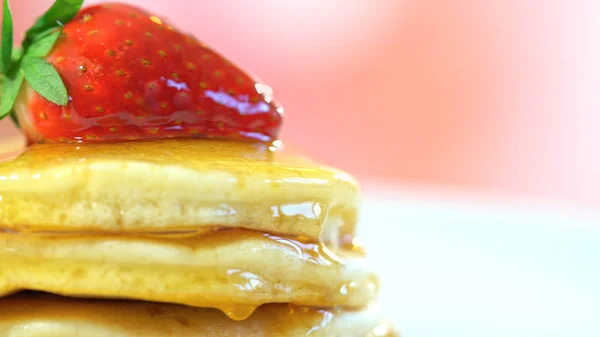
0,293 -> 395,337
0,139 -> 360,239
19,3 -> 283,143
0,229 -> 378,321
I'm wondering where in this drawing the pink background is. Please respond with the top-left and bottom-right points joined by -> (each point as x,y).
3,0 -> 600,206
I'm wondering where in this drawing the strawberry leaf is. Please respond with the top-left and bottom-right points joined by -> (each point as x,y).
26,29 -> 61,57
0,69 -> 24,117
0,0 -> 81,127
1,0 -> 13,73
11,46 -> 21,62
23,0 -> 83,47
21,56 -> 68,106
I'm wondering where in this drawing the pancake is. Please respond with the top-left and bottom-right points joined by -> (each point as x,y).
0,292 -> 397,337
0,229 -> 377,320
0,139 -> 358,240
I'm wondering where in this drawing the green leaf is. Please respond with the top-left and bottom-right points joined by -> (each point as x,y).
0,69 -> 24,117
23,0 -> 83,46
21,56 -> 68,106
11,46 -> 21,62
1,0 -> 13,73
26,29 -> 61,57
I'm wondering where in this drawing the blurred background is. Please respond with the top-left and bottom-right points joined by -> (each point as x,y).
4,0 -> 600,207
3,1 -> 600,336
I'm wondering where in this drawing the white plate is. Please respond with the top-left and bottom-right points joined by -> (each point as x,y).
360,184 -> 600,337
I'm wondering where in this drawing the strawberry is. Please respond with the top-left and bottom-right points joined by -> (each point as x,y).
0,1 -> 283,143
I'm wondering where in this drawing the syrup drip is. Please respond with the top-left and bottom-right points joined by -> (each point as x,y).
214,303 -> 259,321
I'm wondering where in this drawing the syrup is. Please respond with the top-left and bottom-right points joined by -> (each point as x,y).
0,292 -> 394,336
0,139 -> 359,240
0,229 -> 378,320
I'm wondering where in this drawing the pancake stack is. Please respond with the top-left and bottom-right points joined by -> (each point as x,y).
0,139 -> 397,336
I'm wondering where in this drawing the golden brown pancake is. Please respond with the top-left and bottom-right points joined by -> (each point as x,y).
0,229 -> 377,320
0,292 -> 396,337
0,139 -> 358,240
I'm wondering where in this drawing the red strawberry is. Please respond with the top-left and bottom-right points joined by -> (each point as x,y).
1,2 -> 283,143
